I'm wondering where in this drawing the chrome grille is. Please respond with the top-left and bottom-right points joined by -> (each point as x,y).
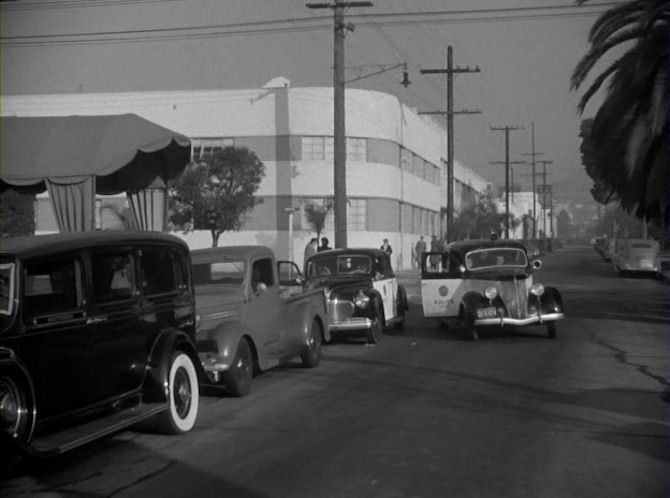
328,299 -> 355,324
499,279 -> 528,319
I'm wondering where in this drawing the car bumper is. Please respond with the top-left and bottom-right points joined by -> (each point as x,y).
329,317 -> 373,332
475,312 -> 565,327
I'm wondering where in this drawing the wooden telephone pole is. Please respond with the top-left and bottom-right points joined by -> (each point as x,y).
306,1 -> 373,249
419,46 -> 480,243
490,126 -> 523,239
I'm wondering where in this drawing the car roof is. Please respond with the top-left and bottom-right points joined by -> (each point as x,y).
447,239 -> 528,256
307,247 -> 387,259
1,231 -> 188,259
190,245 -> 274,264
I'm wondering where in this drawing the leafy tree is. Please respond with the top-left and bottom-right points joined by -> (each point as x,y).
571,0 -> 668,223
452,192 -> 508,240
303,199 -> 333,240
170,147 -> 265,247
0,190 -> 35,237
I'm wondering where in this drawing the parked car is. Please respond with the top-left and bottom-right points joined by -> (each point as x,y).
655,250 -> 670,281
420,239 -> 564,341
0,232 -> 202,467
304,248 -> 408,344
611,238 -> 660,276
602,238 -> 617,262
192,246 -> 329,397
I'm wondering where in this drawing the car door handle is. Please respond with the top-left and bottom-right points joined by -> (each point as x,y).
86,317 -> 107,324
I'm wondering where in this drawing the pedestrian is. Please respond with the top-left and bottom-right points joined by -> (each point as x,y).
303,237 -> 318,265
318,237 -> 331,252
380,238 -> 393,256
429,234 -> 440,269
414,235 -> 426,269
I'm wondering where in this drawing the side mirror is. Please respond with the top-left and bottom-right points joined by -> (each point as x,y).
532,259 -> 542,270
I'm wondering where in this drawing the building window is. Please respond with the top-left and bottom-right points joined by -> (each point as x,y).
191,137 -> 234,161
413,155 -> 424,177
347,138 -> 367,162
401,148 -> 412,172
348,198 -> 367,231
302,136 -> 326,160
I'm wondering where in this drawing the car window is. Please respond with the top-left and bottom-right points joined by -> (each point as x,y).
138,248 -> 178,296
193,260 -> 245,286
91,252 -> 135,303
465,248 -> 527,270
278,261 -> 302,282
251,258 -> 275,288
0,263 -> 15,316
422,252 -> 454,275
23,256 -> 84,324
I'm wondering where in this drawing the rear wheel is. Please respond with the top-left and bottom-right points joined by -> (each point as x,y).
223,339 -> 253,397
0,374 -> 33,467
301,320 -> 323,368
154,352 -> 199,434
547,322 -> 557,339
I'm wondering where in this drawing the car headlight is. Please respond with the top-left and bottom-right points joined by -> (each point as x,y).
484,286 -> 498,300
353,290 -> 370,309
530,283 -> 545,296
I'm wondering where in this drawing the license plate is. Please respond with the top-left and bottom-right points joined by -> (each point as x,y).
477,307 -> 497,319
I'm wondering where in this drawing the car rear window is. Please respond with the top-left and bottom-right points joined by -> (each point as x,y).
193,261 -> 245,286
632,243 -> 653,249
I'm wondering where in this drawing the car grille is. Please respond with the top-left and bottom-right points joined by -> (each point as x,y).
498,280 -> 528,319
328,299 -> 355,323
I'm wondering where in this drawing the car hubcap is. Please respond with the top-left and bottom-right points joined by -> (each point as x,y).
0,379 -> 21,434
173,367 -> 192,418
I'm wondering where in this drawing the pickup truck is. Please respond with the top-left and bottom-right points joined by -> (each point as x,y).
191,245 -> 330,396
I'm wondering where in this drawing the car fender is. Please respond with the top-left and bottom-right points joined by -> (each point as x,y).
460,290 -> 486,317
197,319 -> 262,372
397,285 -> 409,312
285,295 -> 329,348
144,328 -> 205,402
539,286 -> 564,314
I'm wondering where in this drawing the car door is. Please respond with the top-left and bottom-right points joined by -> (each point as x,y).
421,251 -> 463,318
86,247 -> 144,403
371,255 -> 396,322
17,252 -> 89,419
246,257 -> 281,351
277,260 -> 304,297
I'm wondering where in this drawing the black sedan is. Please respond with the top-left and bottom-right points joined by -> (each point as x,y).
305,248 -> 408,344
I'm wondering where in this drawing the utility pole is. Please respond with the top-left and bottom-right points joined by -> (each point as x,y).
419,46 -> 480,243
521,122 -> 544,239
538,160 -> 553,238
306,1 -> 372,249
490,125 -> 523,240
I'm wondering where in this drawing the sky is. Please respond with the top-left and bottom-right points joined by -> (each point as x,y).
0,0 -> 618,204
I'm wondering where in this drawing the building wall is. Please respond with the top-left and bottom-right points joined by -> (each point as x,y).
2,82 -> 489,269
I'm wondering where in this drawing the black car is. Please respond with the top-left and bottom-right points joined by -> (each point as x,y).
421,239 -> 564,340
305,248 -> 408,344
0,231 -> 203,466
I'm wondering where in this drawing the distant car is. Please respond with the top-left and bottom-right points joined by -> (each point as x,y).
192,246 -> 329,397
420,239 -> 564,341
602,238 -> 617,262
305,248 -> 408,344
0,232 -> 203,467
611,238 -> 660,276
655,250 -> 670,281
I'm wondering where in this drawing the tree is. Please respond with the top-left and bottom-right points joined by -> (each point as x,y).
0,190 -> 35,237
170,147 -> 265,247
452,192 -> 508,240
303,199 -> 333,240
571,0 -> 668,223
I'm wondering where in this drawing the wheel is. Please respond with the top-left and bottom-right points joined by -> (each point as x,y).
223,339 -> 253,397
458,309 -> 478,341
0,374 -> 33,468
394,291 -> 407,330
154,352 -> 199,434
301,320 -> 323,368
366,308 -> 384,344
547,322 -> 557,339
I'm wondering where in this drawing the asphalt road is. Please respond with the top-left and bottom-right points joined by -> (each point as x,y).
2,246 -> 668,498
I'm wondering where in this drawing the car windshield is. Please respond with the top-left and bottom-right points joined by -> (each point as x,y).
307,255 -> 372,278
193,260 -> 245,287
465,248 -> 528,270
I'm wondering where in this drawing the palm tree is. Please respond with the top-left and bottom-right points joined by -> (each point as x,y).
571,0 -> 668,223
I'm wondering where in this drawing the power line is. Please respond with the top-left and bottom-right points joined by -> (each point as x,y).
2,4 -> 620,47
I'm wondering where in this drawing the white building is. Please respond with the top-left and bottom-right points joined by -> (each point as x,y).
2,78 -> 490,269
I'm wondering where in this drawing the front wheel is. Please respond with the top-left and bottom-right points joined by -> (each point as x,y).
155,352 -> 199,434
223,339 -> 253,397
366,309 -> 384,344
458,309 -> 478,341
547,322 -> 557,339
301,320 -> 323,368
